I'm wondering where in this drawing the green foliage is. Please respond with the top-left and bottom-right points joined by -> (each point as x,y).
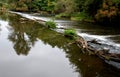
55,13 -> 71,19
64,29 -> 77,39
45,20 -> 56,29
3,0 -> 120,25
95,0 -> 120,24
7,0 -> 56,13
55,0 -> 77,14
71,12 -> 87,21
0,2 -> 8,11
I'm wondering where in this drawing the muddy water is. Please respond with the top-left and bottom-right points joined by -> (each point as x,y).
0,12 -> 120,77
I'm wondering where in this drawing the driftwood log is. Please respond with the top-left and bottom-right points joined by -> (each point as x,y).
69,36 -> 120,63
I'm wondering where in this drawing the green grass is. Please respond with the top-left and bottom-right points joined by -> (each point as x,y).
45,20 -> 57,29
55,13 -> 71,19
64,29 -> 77,39
55,12 -> 93,21
71,12 -> 87,21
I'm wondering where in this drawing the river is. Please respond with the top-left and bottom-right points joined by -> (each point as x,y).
0,11 -> 120,77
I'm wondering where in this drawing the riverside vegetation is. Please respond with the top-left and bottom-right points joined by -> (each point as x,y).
0,0 -> 120,25
64,29 -> 77,40
45,20 -> 56,29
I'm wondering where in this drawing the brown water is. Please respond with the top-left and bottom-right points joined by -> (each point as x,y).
0,12 -> 120,77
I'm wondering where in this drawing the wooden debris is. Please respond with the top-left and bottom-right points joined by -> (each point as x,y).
69,37 -> 120,63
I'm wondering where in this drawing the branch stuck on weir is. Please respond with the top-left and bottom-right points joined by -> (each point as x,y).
68,37 -> 120,63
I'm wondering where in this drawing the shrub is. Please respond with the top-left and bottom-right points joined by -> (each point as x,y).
64,29 -> 77,39
45,20 -> 56,29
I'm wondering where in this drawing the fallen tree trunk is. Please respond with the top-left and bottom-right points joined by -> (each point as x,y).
69,37 -> 120,63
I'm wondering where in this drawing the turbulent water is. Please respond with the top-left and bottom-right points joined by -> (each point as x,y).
0,11 -> 120,77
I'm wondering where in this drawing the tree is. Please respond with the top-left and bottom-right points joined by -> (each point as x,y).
95,0 -> 120,25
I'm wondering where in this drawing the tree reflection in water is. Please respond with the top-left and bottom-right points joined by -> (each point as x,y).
0,11 -> 9,35
8,32 -> 31,55
8,15 -> 40,55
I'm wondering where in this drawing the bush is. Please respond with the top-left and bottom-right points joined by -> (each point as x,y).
64,29 -> 77,39
45,20 -> 56,29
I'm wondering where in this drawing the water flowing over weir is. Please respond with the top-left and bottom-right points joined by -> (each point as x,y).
1,11 -> 120,77
9,11 -> 120,69
10,11 -> 120,54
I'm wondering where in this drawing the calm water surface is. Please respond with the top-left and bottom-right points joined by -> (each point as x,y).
0,12 -> 120,77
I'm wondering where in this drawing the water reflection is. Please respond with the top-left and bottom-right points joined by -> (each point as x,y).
8,15 -> 40,55
0,24 -> 1,35
0,11 -> 9,21
35,27 -> 120,77
0,11 -> 7,35
8,13 -> 120,77
7,13 -> 72,55
0,12 -> 120,77
66,45 -> 120,77
35,30 -> 120,77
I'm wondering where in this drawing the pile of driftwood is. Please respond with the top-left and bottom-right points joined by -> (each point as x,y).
69,36 -> 120,63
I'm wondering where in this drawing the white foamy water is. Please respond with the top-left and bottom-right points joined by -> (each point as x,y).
77,32 -> 120,53
9,11 -> 72,23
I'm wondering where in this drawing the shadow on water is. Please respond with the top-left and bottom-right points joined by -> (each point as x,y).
0,12 -> 120,77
